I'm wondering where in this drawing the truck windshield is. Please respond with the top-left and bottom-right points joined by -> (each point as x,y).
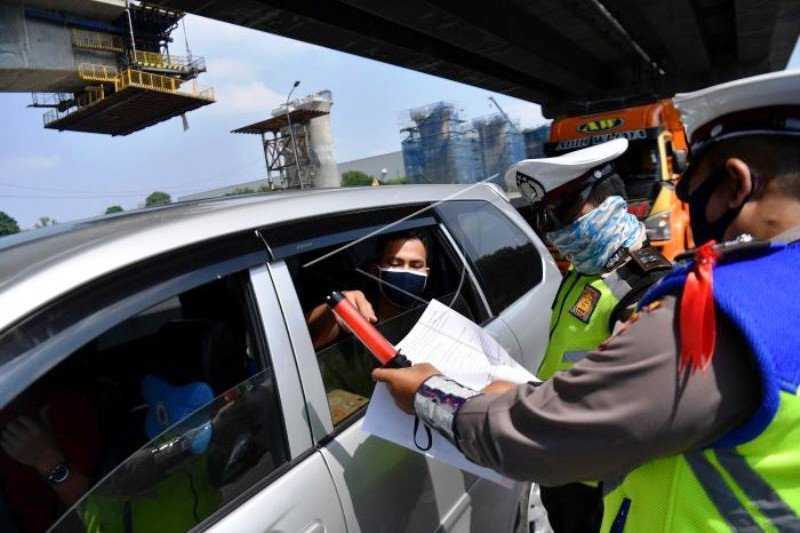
612,139 -> 660,182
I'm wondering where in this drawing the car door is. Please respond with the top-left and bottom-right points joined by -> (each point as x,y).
262,207 -> 523,533
0,236 -> 346,533
436,199 -> 561,373
204,265 -> 347,533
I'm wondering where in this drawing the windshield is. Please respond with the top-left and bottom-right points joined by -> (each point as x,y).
612,139 -> 661,181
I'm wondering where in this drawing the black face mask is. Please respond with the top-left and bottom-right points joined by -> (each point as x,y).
680,166 -> 745,246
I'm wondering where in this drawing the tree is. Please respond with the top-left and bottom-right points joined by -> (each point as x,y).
341,170 -> 373,187
105,205 -> 124,214
34,216 -> 57,229
0,211 -> 20,236
145,191 -> 172,207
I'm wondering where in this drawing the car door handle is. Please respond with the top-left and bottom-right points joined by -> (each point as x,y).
300,520 -> 325,533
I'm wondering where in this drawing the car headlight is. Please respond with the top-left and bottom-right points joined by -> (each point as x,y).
644,211 -> 672,242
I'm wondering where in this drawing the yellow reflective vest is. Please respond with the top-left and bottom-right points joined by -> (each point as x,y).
601,242 -> 800,532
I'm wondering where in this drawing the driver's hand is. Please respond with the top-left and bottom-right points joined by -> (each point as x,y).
341,290 -> 377,323
372,363 -> 441,414
1,406 -> 65,475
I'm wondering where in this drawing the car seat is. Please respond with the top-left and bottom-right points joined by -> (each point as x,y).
148,319 -> 245,395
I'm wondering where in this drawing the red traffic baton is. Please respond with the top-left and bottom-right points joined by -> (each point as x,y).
326,291 -> 412,368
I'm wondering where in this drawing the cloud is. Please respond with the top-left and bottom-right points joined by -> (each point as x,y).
206,57 -> 258,82
503,101 -> 548,129
0,154 -> 61,175
210,80 -> 286,115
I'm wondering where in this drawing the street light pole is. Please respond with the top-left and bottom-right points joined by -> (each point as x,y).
285,80 -> 303,189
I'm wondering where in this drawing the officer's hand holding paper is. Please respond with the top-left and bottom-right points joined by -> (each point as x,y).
364,299 -> 538,486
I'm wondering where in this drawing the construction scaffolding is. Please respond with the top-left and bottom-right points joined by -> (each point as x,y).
30,2 -> 214,135
472,113 -> 526,186
522,125 -> 551,158
400,102 -> 482,184
232,91 -> 337,190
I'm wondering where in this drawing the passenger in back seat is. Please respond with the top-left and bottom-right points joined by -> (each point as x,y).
0,387 -> 101,532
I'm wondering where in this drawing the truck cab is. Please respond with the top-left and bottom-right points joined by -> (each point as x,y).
545,100 -> 693,260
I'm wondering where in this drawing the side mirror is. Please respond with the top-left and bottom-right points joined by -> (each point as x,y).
672,149 -> 688,174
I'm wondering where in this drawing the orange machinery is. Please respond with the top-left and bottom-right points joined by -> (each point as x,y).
545,100 -> 693,261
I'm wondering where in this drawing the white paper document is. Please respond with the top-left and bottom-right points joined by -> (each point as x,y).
362,299 -> 538,486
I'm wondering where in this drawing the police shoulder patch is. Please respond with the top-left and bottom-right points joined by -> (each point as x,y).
570,285 -> 602,323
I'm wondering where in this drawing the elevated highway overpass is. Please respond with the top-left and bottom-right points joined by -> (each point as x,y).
150,0 -> 800,117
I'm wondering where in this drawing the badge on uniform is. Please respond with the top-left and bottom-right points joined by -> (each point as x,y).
570,285 -> 601,323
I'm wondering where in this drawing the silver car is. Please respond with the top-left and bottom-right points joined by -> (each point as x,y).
0,184 -> 559,533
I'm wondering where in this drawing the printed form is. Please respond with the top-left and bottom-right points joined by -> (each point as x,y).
362,299 -> 539,486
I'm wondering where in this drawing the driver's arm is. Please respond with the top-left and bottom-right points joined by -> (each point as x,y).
306,290 -> 377,349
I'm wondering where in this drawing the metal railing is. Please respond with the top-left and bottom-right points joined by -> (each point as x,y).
30,92 -> 72,107
71,29 -> 124,53
117,68 -> 180,92
78,63 -> 119,83
129,50 -> 207,73
42,85 -> 106,126
117,69 -> 215,101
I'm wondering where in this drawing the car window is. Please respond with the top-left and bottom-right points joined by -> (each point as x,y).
51,367 -> 285,533
315,306 -> 422,426
437,200 -> 543,314
1,271 -> 288,533
285,222 -> 488,427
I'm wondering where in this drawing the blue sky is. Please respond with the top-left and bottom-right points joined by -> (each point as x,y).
0,15 -> 798,229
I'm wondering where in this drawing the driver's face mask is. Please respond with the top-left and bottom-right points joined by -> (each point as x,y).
378,267 -> 428,307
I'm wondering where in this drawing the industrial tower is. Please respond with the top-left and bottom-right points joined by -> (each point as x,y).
232,90 -> 338,190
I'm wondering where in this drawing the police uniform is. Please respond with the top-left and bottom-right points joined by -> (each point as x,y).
540,245 -> 670,380
411,71 -> 800,532
505,139 -> 671,380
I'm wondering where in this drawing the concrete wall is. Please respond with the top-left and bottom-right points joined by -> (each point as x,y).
337,151 -> 404,180
0,3 -> 118,92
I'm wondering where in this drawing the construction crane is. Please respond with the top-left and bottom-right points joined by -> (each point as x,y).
488,96 -> 521,136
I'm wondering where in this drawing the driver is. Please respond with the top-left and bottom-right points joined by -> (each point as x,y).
305,230 -> 430,349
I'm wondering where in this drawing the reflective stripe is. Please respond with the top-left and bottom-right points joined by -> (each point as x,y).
685,451 -> 761,531
716,450 -> 800,531
562,350 -> 588,363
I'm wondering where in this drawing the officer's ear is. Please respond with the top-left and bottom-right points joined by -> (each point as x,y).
724,158 -> 754,209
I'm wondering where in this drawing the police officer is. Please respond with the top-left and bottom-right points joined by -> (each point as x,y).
507,138 -> 671,531
507,138 -> 671,380
373,69 -> 800,531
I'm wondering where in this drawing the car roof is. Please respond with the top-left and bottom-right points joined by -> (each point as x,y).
0,184 -> 507,331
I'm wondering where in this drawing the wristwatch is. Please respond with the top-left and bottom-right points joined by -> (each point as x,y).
45,462 -> 71,485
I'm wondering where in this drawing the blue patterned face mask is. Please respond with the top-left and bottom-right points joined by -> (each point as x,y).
546,196 -> 643,275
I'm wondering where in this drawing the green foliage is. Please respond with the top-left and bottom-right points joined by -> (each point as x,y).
341,170 -> 373,187
0,211 -> 20,236
257,185 -> 272,193
34,216 -> 57,229
145,191 -> 172,207
382,176 -> 408,185
225,187 -> 256,196
105,205 -> 124,214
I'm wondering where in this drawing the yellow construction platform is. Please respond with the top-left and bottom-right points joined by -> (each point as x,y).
45,85 -> 214,136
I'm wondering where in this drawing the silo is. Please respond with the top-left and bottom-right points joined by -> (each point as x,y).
279,90 -> 339,188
